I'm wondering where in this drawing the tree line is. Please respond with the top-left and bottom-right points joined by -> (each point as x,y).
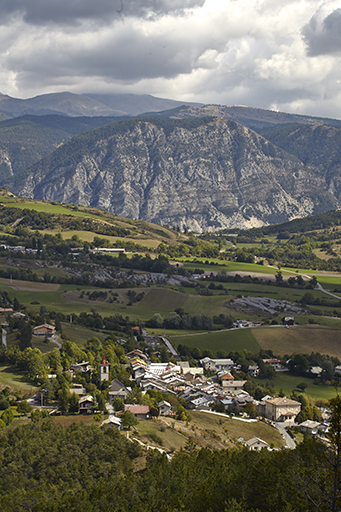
1,397 -> 341,511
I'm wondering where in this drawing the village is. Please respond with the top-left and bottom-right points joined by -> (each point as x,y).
28,328 -> 330,452
0,304 -> 333,452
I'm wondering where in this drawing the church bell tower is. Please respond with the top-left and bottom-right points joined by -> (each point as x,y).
100,354 -> 109,383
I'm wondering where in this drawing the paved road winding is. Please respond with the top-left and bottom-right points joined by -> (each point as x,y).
274,422 -> 296,449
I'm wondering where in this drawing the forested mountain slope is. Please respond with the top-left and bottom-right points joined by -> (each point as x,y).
0,421 -> 338,512
5,117 -> 336,232
0,114 -> 126,180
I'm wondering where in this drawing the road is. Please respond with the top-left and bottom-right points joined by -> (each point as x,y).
268,265 -> 341,302
160,336 -> 179,357
50,336 -> 62,349
316,282 -> 341,300
274,422 -> 296,449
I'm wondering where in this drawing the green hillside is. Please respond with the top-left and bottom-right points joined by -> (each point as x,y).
0,191 -> 185,245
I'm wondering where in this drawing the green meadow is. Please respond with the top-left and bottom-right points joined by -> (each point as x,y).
257,373 -> 338,402
0,365 -> 38,394
170,328 -> 260,355
60,322 -> 109,347
6,201 -> 101,219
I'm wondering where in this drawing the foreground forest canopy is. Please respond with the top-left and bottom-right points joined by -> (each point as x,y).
0,415 -> 340,512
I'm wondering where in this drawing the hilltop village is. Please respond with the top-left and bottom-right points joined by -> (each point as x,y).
9,325 -> 329,451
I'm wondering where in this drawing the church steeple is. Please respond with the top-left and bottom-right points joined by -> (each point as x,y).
100,354 -> 109,383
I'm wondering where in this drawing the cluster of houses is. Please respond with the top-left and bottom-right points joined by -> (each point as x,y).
123,351 -> 333,448
62,351 -> 329,433
0,244 -> 26,253
120,351 -> 304,426
33,347 -> 332,450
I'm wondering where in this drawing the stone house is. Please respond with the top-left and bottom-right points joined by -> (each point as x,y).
108,379 -> 130,403
158,400 -> 172,416
265,397 -> 301,424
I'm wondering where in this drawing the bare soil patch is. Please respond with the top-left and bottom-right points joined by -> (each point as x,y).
5,280 -> 60,292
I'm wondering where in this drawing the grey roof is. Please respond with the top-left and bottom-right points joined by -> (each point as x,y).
110,379 -> 128,392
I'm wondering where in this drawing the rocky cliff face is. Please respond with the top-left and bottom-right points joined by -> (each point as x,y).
12,118 -> 337,232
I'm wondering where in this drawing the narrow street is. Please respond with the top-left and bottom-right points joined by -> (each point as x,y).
274,422 -> 296,449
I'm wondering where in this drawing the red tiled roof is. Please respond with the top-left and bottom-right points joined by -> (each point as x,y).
124,405 -> 150,414
221,373 -> 234,380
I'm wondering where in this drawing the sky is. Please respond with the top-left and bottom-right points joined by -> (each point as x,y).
0,0 -> 340,119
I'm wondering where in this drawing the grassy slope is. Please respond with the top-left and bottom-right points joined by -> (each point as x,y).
50,410 -> 284,450
5,201 -> 98,218
137,411 -> 284,450
190,411 -> 284,448
44,229 -> 161,248
60,322 -> 109,347
0,365 -> 38,394
1,197 -> 184,246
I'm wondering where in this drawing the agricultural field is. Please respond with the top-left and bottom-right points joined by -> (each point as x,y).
252,325 -> 341,358
3,194 -> 341,365
170,328 -> 260,355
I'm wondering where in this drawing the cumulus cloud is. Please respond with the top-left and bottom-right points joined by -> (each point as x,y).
0,0 -> 204,25
303,7 -> 341,56
0,0 -> 341,120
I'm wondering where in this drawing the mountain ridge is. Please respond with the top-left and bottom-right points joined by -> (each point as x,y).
0,93 -> 341,232
6,117 -> 337,232
140,104 -> 341,129
0,91 -> 203,118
